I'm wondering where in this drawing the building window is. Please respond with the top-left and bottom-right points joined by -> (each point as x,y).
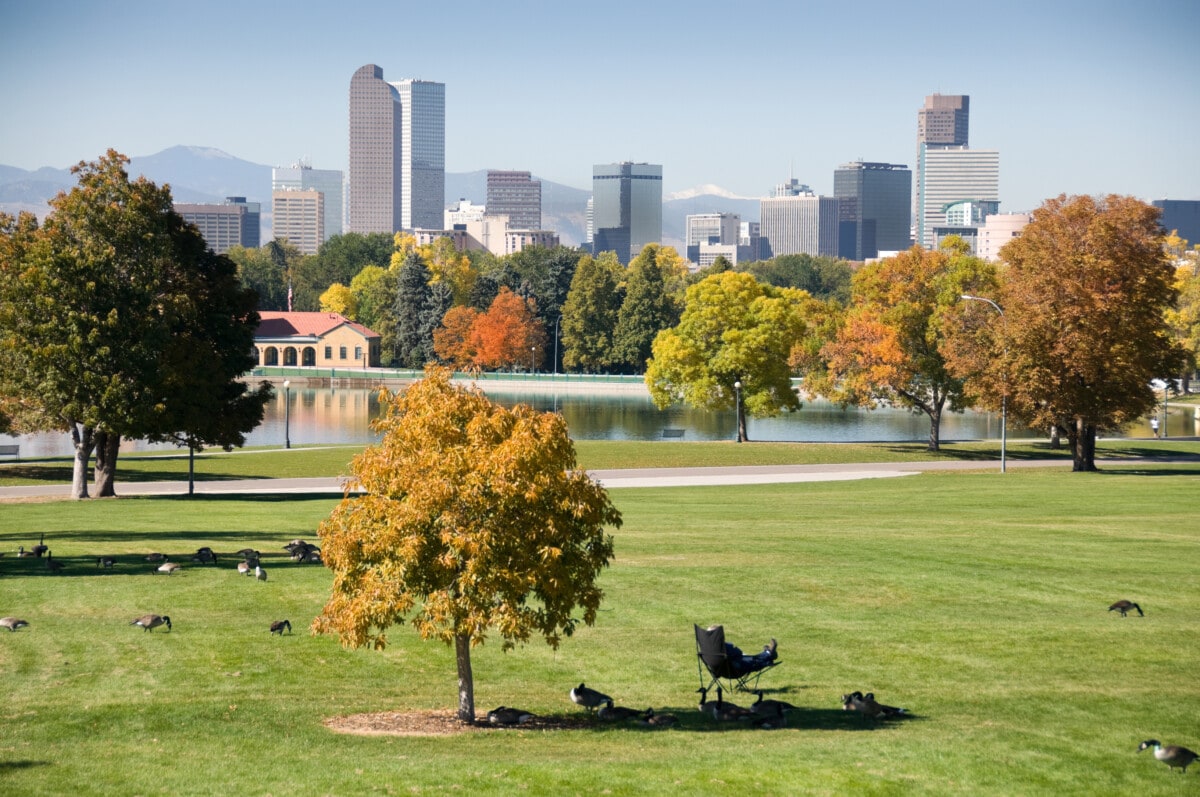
339,346 -> 347,360
325,346 -> 332,360
355,346 -> 363,361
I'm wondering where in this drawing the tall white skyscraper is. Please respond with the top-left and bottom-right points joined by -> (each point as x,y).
759,194 -> 840,258
392,78 -> 445,230
916,146 -> 1000,248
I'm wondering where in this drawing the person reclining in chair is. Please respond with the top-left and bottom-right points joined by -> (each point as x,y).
716,628 -> 778,676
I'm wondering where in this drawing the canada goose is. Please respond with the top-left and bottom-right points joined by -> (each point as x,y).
697,688 -> 753,722
570,683 -> 612,712
1109,600 -> 1144,617
130,614 -> 172,632
96,556 -> 115,569
842,691 -> 875,718
750,702 -> 787,729
45,552 -> 64,573
1139,740 -> 1198,773
752,690 -> 799,715
158,561 -> 182,576
17,545 -> 35,558
842,691 -> 906,719
237,561 -> 252,575
639,708 -> 678,728
270,620 -> 292,635
0,617 -> 30,632
235,548 -> 260,558
486,706 -> 534,726
31,534 -> 48,557
145,552 -> 166,563
597,700 -> 651,722
254,565 -> 267,582
191,548 -> 217,564
861,692 -> 907,718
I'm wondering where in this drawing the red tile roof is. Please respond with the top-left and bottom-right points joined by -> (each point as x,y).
256,312 -> 380,339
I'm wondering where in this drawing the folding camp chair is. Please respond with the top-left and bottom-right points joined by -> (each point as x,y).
695,623 -> 780,700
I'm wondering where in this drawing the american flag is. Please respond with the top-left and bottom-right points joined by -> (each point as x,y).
287,282 -> 293,312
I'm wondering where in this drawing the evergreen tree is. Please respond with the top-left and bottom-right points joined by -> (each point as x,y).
610,245 -> 680,373
561,252 -> 624,373
393,252 -> 434,368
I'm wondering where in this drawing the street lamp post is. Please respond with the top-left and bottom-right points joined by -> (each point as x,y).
553,315 -> 561,376
733,380 -> 743,444
283,379 -> 291,450
961,295 -> 1006,473
531,346 -> 536,375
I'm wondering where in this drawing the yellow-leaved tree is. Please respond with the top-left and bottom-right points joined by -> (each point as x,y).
314,367 -> 621,722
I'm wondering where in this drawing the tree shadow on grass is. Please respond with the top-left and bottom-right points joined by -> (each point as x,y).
0,760 -> 52,771
0,462 -> 271,485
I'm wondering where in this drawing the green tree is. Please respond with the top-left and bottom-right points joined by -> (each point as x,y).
296,232 -> 393,310
743,254 -> 852,303
560,252 -> 624,373
818,241 -> 994,451
226,244 -> 287,310
646,271 -> 807,442
319,283 -> 356,317
0,151 -> 269,497
390,252 -> 435,368
611,245 -> 682,373
348,265 -> 392,331
314,368 -> 621,723
972,195 -> 1187,471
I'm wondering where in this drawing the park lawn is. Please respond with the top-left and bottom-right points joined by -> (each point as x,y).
1,468 -> 1198,795
3,438 -> 1199,487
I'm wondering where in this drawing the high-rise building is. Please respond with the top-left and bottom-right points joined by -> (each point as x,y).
272,161 -> 343,242
915,94 -> 969,236
486,170 -> 541,231
833,161 -> 912,260
685,213 -> 741,262
591,162 -> 662,265
759,193 -> 840,259
175,197 -> 260,253
916,146 -> 1000,248
272,189 -> 324,255
393,78 -> 445,230
1153,199 -> 1200,246
347,64 -> 444,234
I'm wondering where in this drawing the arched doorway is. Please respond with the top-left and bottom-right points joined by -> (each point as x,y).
263,347 -> 279,366
283,347 -> 298,366
302,346 -> 316,366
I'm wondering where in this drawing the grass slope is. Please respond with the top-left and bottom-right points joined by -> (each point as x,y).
1,469 -> 1198,795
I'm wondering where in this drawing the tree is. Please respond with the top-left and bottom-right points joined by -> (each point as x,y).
0,151 -> 270,497
421,236 -> 477,305
1163,233 -> 1200,392
561,252 -> 624,373
314,368 -> 621,722
390,252 -> 435,368
743,253 -> 853,303
610,245 -> 682,373
645,272 -> 807,442
969,195 -> 1187,471
296,232 -> 393,311
226,244 -> 287,310
817,241 -> 994,451
470,287 -> 547,371
432,306 -> 479,369
348,265 -> 392,331
319,283 -> 356,317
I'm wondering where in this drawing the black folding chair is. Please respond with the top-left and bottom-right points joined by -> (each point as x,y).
695,624 -> 780,700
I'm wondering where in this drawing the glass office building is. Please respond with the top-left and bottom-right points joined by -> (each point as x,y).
591,162 -> 662,265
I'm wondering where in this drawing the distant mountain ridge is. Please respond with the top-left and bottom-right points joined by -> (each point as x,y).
0,146 -> 762,251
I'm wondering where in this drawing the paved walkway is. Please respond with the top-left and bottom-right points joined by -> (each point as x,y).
0,457 -> 1137,499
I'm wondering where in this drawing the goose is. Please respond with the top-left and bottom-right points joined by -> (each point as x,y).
130,614 -> 172,632
235,548 -> 260,558
697,688 -> 753,722
157,561 -> 182,576
145,552 -> 166,563
270,620 -> 292,635
1139,740 -> 1198,773
191,548 -> 217,564
597,700 -> 650,722
569,683 -> 612,713
750,702 -> 788,729
96,556 -> 116,569
254,565 -> 267,582
45,552 -> 65,573
639,708 -> 678,728
842,691 -> 875,718
1109,600 -> 1144,617
31,534 -> 48,557
0,617 -> 30,632
486,706 -> 534,726
752,690 -> 800,716
237,561 -> 252,575
17,545 -> 36,558
861,692 -> 907,718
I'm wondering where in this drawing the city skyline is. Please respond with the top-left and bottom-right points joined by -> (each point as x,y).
2,1 -> 1198,214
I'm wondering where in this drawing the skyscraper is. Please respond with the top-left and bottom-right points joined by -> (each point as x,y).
833,161 -> 912,260
486,170 -> 542,230
916,146 -> 1000,248
759,194 -> 840,259
346,65 -> 444,234
591,162 -> 662,265
915,94 -> 969,238
272,161 -> 343,243
272,189 -> 324,255
175,197 -> 260,253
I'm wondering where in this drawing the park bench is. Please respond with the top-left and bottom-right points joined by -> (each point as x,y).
0,444 -> 19,459
661,428 -> 685,440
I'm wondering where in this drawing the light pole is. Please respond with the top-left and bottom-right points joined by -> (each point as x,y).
553,315 -> 561,376
283,379 -> 291,450
961,295 -> 1006,473
531,346 -> 537,375
733,380 -> 743,444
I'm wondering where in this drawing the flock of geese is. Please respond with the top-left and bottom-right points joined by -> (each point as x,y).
2,537 -> 322,638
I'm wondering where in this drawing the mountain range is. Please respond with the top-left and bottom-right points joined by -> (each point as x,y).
0,146 -> 763,250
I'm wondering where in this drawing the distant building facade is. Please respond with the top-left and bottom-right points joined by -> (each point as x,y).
685,212 -> 741,263
916,146 -> 1000,248
254,311 -> 380,368
272,162 -> 343,242
591,162 -> 662,265
272,189 -> 324,255
346,64 -> 444,234
976,212 -> 1030,261
915,94 -> 970,238
486,170 -> 541,231
1153,199 -> 1200,246
759,194 -> 840,258
175,196 -> 260,253
444,199 -> 487,227
833,161 -> 912,260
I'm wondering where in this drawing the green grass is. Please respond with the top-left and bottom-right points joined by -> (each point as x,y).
2,467 -> 1198,795
3,438 -> 1199,486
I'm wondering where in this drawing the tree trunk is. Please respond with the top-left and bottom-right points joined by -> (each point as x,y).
737,401 -> 748,443
94,431 -> 121,497
455,633 -> 475,723
69,422 -> 95,500
1067,418 -> 1098,472
925,395 -> 945,452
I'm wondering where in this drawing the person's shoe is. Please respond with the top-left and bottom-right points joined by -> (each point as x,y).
765,638 -> 777,660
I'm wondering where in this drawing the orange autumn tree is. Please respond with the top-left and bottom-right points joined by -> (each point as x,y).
315,367 -> 621,723
432,305 -> 479,369
470,287 -> 547,371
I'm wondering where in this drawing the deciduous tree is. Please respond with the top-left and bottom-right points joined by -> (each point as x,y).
314,368 -> 620,722
432,306 -> 479,369
645,271 -> 807,441
470,287 -> 546,371
561,252 -> 624,373
975,195 -> 1187,470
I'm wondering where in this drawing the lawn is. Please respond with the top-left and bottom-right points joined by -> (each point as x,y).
2,465 -> 1198,795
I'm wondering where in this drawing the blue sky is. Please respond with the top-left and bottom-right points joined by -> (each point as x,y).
2,0 -> 1197,211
